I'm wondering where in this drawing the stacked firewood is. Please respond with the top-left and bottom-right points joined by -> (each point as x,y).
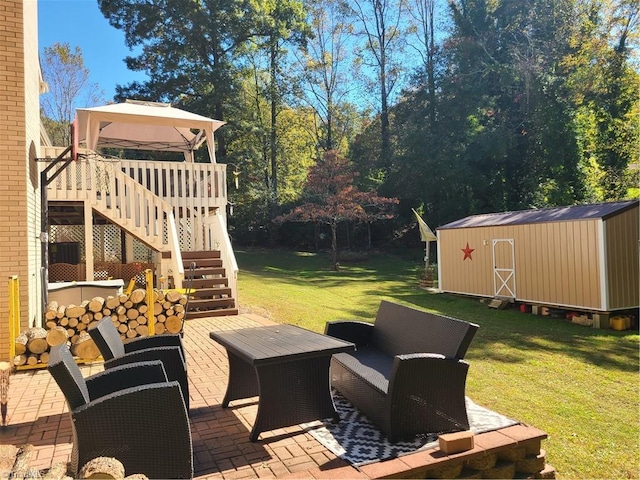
0,444 -> 149,479
13,289 -> 188,366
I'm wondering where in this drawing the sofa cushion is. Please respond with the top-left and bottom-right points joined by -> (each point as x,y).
332,347 -> 393,395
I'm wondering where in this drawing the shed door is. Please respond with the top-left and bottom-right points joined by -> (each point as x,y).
493,239 -> 516,298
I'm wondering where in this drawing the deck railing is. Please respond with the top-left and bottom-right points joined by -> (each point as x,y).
42,147 -> 184,288
118,159 -> 227,214
41,147 -> 238,297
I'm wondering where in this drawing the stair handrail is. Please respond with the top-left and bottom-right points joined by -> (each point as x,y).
89,155 -> 185,289
207,213 -> 238,302
182,261 -> 197,329
42,149 -> 184,289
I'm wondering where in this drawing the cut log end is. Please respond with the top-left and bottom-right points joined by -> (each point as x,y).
78,456 -> 125,480
70,332 -> 101,360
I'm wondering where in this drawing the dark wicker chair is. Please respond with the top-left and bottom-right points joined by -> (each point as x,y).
48,343 -> 193,479
88,317 -> 189,410
325,300 -> 479,442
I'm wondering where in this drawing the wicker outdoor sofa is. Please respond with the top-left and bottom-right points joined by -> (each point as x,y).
325,300 -> 479,442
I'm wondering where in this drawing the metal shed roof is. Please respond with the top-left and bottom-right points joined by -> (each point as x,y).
438,199 -> 639,230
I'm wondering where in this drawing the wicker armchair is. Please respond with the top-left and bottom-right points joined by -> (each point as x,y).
325,300 -> 479,442
88,317 -> 189,410
48,344 -> 193,479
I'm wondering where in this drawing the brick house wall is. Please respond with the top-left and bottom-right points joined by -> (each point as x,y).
0,0 -> 42,360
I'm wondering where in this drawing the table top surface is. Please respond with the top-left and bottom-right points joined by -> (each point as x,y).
209,324 -> 354,365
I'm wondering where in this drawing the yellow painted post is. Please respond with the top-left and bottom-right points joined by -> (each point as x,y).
124,278 -> 136,296
3,276 -> 18,426
8,276 -> 19,360
145,269 -> 155,336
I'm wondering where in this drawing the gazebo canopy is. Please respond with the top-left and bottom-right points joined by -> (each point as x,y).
75,99 -> 226,162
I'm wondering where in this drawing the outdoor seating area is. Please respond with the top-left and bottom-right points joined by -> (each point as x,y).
325,300 -> 479,442
0,313 -> 551,479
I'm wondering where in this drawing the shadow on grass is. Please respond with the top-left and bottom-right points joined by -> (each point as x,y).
236,248 -> 639,374
398,291 -> 639,373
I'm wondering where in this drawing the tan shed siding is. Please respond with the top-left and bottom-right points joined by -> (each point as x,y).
605,207 -> 639,309
515,220 -> 602,309
440,219 -> 603,310
439,228 -> 494,297
0,0 -> 29,359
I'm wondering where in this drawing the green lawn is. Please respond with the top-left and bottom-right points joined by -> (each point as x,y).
235,248 -> 639,480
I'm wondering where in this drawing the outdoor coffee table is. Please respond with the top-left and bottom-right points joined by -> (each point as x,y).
209,324 -> 355,441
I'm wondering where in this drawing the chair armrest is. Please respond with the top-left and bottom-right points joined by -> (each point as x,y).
85,360 -> 168,400
387,353 -> 470,433
324,321 -> 374,347
123,334 -> 185,356
72,382 -> 192,479
389,353 -> 469,394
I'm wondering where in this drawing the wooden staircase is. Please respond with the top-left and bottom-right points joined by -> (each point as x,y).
182,250 -> 238,318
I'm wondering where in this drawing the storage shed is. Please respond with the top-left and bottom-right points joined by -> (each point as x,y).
436,200 -> 639,322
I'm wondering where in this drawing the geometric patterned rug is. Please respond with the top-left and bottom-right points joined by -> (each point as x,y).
302,390 -> 519,468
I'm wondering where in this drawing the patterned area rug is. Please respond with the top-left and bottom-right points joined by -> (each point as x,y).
303,391 -> 518,468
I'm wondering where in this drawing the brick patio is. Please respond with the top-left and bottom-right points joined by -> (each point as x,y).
0,314 -> 552,479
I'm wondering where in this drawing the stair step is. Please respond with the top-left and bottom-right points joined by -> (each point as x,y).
188,298 -> 236,309
181,250 -> 221,260
189,287 -> 232,298
183,258 -> 223,268
488,297 -> 511,309
188,277 -> 229,288
186,307 -> 239,319
185,267 -> 226,277
180,250 -> 236,318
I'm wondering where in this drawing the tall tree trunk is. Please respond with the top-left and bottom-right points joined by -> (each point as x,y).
214,100 -> 227,158
326,99 -> 333,151
270,37 -> 278,205
426,0 -> 436,125
380,58 -> 390,168
331,221 -> 338,270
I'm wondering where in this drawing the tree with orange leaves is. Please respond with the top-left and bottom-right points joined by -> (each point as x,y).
275,150 -> 398,270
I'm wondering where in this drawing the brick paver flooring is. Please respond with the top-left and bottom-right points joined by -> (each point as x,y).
0,314 -> 548,479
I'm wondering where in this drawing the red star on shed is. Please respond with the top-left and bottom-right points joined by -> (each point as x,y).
461,242 -> 475,260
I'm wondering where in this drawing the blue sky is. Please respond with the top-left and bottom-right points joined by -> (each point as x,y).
38,0 -> 148,102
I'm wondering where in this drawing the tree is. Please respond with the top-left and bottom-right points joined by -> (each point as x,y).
343,0 -> 409,169
567,0 -> 640,200
432,0 -> 587,212
298,0 -> 356,152
40,43 -> 104,146
406,0 -> 441,124
275,150 -> 397,269
98,0 -> 268,157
